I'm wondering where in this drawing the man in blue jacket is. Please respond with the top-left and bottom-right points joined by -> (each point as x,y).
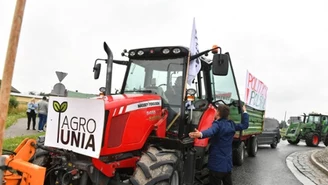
189,104 -> 249,185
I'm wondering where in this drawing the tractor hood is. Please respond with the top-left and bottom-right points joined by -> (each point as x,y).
100,94 -> 162,110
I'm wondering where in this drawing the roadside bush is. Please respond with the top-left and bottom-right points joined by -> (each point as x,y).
9,96 -> 19,110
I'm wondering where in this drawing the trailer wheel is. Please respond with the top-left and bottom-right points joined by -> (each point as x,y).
305,132 -> 320,147
287,139 -> 300,145
247,136 -> 258,157
130,146 -> 182,185
233,142 -> 245,166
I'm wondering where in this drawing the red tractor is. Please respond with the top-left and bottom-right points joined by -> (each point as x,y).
26,42 -> 263,185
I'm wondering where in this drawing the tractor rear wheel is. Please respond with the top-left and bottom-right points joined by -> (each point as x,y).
324,135 -> 328,147
287,139 -> 300,145
305,132 -> 320,147
233,142 -> 245,166
247,136 -> 258,157
130,146 -> 182,185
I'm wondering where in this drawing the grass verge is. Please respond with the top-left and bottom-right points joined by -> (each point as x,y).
3,133 -> 45,151
6,104 -> 27,129
5,112 -> 26,129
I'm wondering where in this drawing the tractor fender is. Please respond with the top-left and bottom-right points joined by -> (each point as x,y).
194,104 -> 216,147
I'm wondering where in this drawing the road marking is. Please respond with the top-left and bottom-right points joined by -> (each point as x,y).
286,153 -> 316,185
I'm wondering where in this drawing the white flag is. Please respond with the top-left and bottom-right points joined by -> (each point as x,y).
187,18 -> 201,85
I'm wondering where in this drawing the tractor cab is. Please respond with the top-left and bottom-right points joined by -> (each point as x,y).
93,43 -> 232,138
304,113 -> 328,132
122,47 -> 188,131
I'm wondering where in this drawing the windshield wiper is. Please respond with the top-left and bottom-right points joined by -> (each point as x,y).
125,90 -> 153,93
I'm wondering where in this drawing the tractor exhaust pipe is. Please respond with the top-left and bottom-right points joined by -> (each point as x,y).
103,42 -> 113,95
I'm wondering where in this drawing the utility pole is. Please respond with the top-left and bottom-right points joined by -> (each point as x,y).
0,0 -> 26,180
284,111 -> 287,122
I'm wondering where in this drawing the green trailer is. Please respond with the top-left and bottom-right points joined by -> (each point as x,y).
282,113 -> 328,146
229,103 -> 264,166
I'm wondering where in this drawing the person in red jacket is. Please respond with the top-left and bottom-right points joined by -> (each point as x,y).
189,104 -> 249,185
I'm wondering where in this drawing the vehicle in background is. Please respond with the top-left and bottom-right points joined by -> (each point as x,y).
282,113 -> 328,147
258,118 -> 281,148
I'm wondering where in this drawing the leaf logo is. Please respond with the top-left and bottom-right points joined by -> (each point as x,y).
53,101 -> 68,113
53,101 -> 68,143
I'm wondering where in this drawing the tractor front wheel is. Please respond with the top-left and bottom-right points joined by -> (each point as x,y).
305,133 -> 320,147
287,139 -> 300,145
130,146 -> 182,185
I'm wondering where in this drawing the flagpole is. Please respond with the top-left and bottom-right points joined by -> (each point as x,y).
183,18 -> 195,100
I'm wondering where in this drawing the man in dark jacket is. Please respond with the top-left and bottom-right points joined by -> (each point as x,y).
189,104 -> 249,185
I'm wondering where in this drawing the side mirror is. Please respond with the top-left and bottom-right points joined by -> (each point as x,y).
93,63 -> 101,79
212,54 -> 229,76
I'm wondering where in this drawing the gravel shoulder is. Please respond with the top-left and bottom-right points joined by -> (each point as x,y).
4,118 -> 40,138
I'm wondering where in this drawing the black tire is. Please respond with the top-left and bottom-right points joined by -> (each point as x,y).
270,138 -> 278,149
233,142 -> 245,166
305,132 -> 320,147
287,139 -> 300,145
247,136 -> 258,157
130,146 -> 182,185
324,135 -> 328,147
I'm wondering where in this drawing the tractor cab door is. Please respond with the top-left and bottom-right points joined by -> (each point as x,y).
123,58 -> 186,131
209,54 -> 242,122
186,70 -> 209,132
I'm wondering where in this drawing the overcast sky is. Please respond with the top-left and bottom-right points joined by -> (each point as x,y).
1,0 -> 328,120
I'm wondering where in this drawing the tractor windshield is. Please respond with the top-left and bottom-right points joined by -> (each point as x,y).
124,58 -> 184,109
306,115 -> 321,124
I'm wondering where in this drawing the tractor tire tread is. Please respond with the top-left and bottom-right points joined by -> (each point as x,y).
137,161 -> 152,179
150,160 -> 176,170
146,151 -> 158,162
145,174 -> 171,185
130,146 -> 179,185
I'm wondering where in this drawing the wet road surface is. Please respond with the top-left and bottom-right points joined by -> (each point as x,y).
231,140 -> 325,185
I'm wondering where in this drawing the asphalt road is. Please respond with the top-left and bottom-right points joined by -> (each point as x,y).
231,140 -> 325,185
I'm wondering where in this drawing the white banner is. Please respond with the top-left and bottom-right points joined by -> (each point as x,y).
44,97 -> 105,158
187,17 -> 201,85
244,71 -> 268,110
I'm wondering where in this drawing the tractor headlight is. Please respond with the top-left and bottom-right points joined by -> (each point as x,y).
129,51 -> 136,56
162,48 -> 170,54
137,50 -> 144,56
173,48 -> 181,54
